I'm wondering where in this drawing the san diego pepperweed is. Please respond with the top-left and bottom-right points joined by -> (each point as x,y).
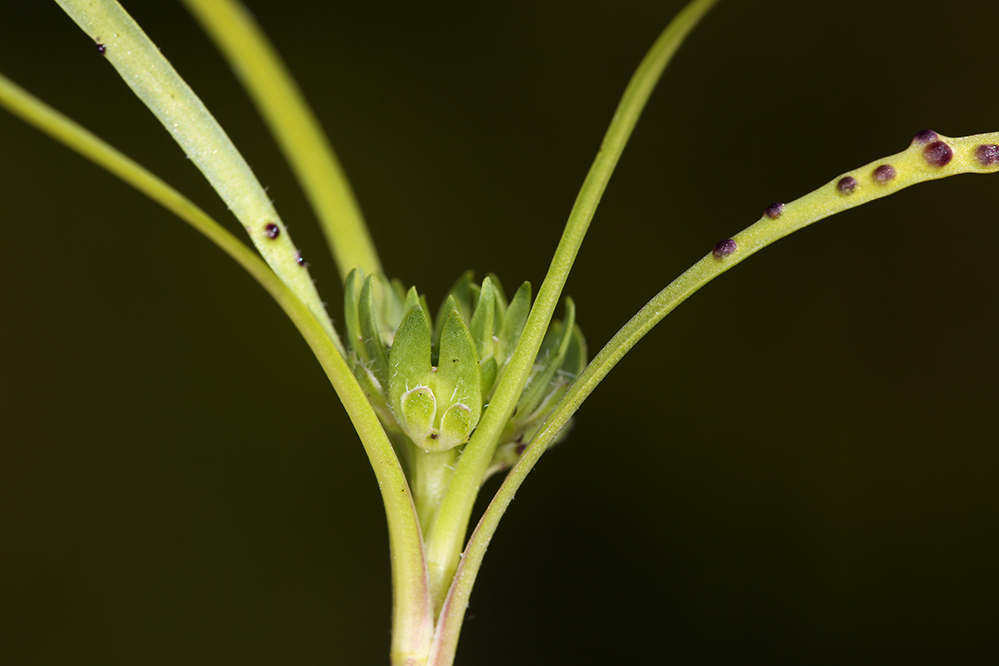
1,5 -> 988,664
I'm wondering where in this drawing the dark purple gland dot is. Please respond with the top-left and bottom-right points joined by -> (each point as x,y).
712,238 -> 738,259
264,222 -> 280,239
912,129 -> 938,145
975,144 -> 999,167
922,141 -> 953,167
96,41 -> 106,55
837,176 -> 858,195
872,164 -> 896,184
295,252 -> 305,266
764,202 -> 785,219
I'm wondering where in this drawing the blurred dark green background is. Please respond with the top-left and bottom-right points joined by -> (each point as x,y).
2,1 -> 998,663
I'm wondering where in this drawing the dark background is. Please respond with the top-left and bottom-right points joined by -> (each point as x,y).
2,1 -> 998,663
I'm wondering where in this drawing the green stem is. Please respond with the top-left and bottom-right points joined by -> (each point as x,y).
52,0 -> 339,340
0,68 -> 434,665
421,0 -> 720,618
181,0 -> 381,280
429,129 -> 999,664
412,448 -> 460,534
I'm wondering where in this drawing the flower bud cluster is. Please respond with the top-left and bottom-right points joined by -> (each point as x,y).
342,271 -> 586,464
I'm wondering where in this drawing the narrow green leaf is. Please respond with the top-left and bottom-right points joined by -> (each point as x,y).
181,0 -> 382,280
486,273 -> 509,323
52,0 -> 339,344
392,287 -> 433,345
381,277 -> 410,343
478,358 -> 498,400
434,296 -> 461,356
495,281 -> 531,368
418,294 -> 433,332
562,325 -> 588,378
434,271 -> 476,341
517,298 -> 576,419
430,126 -> 999,666
403,287 -> 422,322
0,68 -> 432,660
469,276 -> 497,361
469,277 -> 498,396
424,0 -> 721,637
359,274 -> 391,388
343,268 -> 367,363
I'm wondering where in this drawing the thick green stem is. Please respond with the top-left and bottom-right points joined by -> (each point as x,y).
412,448 -> 460,535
